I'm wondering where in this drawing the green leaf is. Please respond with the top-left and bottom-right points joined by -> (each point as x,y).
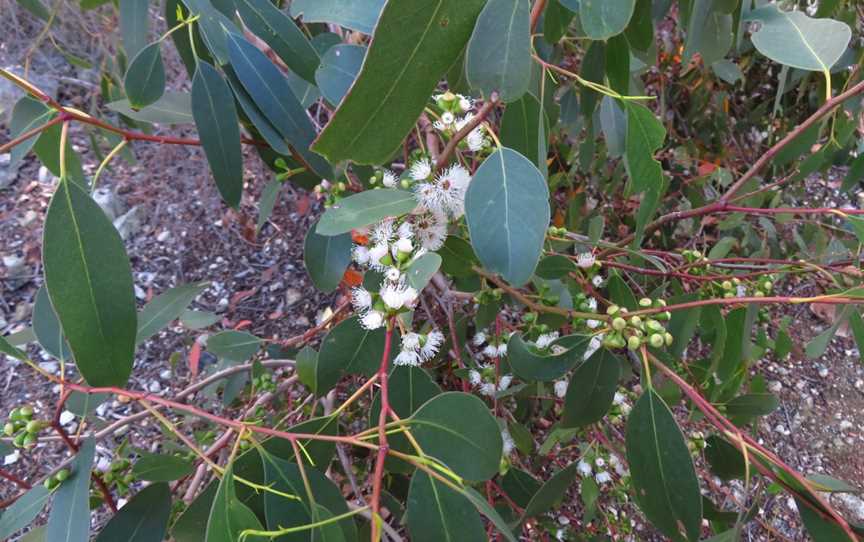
136,282 -> 207,344
315,44 -> 365,106
236,0 -> 320,84
406,252 -> 442,291
406,470 -> 486,542
0,333 -> 28,362
65,391 -> 110,417
439,236 -> 479,277
798,499 -> 855,542
225,33 -> 331,178
261,453 -> 357,541
46,438 -> 96,542
304,221 -> 353,292
745,5 -> 852,72
33,285 -> 72,360
191,61 -> 243,208
501,469 -> 541,508
316,189 -> 417,236
0,485 -> 50,540
807,474 -> 860,493
257,178 -> 282,232
181,0 -> 237,64
507,333 -> 590,381
223,66 -> 293,157
295,345 -> 318,394
205,464 -> 263,542
94,483 -> 172,542
626,389 -> 702,541
624,101 -> 666,193
725,393 -> 780,418
410,392 -> 502,481
33,119 -> 87,189
704,435 -> 746,481
499,93 -> 550,169
9,97 -> 55,170
316,316 -> 389,393
599,95 -> 626,157
311,0 -> 486,164
625,0 -> 653,50
107,92 -> 193,124
119,0 -> 149,58
264,415 -> 339,469
132,453 -> 195,482
580,0 -> 636,40
124,43 -> 166,108
683,0 -> 734,66
465,0 -> 531,102
16,0 -> 50,20
521,462 -> 580,519
207,330 -> 261,362
535,255 -> 576,279
173,482 -> 218,542
181,309 -> 220,330
43,181 -> 137,387
464,148 -> 550,286
562,348 -> 621,428
289,0 -> 385,34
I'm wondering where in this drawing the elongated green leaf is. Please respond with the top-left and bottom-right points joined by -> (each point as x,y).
46,438 -> 96,542
745,5 -> 852,72
172,483 -> 217,541
132,453 -> 195,482
136,282 -> 207,344
16,0 -> 50,20
33,285 -> 72,360
406,470 -> 486,542
225,33 -> 331,178
798,499 -> 855,542
316,316 -> 389,393
95,483 -> 171,542
521,462 -> 579,518
725,393 -> 780,418
43,181 -> 137,387
624,102 -> 665,193
33,121 -> 87,189
205,465 -> 263,542
705,435 -> 746,481
562,348 -> 621,427
580,0 -> 636,40
410,392 -> 502,481
0,333 -> 27,362
191,61 -> 243,207
181,0 -> 237,64
9,97 -> 55,170
535,255 -> 576,279
684,0 -> 734,66
406,252 -> 442,291
236,0 -> 320,83
465,148 -> 550,286
304,220 -> 353,292
107,92 -> 193,124
625,0 -> 653,50
181,309 -> 220,329
124,43 -> 166,108
0,485 -> 50,540
223,66 -> 292,157
626,389 -> 702,541
507,333 -> 589,381
316,189 -> 417,236
312,0 -> 486,164
315,44 -> 365,106
499,93 -> 549,169
289,0 -> 385,34
262,453 -> 357,541
599,95 -> 626,157
119,0 -> 149,58
459,487 -> 518,542
465,0 -> 531,102
207,330 -> 261,362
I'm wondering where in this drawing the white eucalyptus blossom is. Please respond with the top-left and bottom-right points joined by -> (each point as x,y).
536,332 -> 559,350
469,369 -> 483,386
394,237 -> 413,254
553,380 -> 568,398
591,275 -> 604,287
394,349 -> 421,367
411,207 -> 448,251
472,330 -> 488,346
576,252 -> 596,268
459,96 -> 472,112
381,170 -> 398,188
368,243 -> 389,266
501,429 -> 515,456
360,310 -> 385,330
402,332 -> 421,351
496,343 -> 508,357
482,344 -> 499,358
385,267 -> 402,281
352,245 -> 370,266
466,126 -> 489,152
408,158 -> 432,181
370,220 -> 395,244
420,330 -> 444,360
595,471 -> 612,484
577,460 -> 592,476
587,297 -> 598,311
351,287 -> 372,311
413,164 -> 471,218
585,334 -> 603,359
586,319 -> 601,329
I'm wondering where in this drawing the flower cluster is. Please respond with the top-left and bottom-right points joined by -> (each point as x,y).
468,363 -> 513,397
577,450 -> 629,486
472,329 -> 509,359
602,299 -> 673,351
431,92 -> 490,153
394,330 -> 444,367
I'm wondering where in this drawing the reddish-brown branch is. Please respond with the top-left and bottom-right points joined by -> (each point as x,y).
370,320 -> 396,540
722,205 -> 864,216
0,467 -> 31,490
435,96 -> 499,171
647,355 -> 858,540
0,115 -> 63,154
51,421 -> 118,513
530,0 -> 547,32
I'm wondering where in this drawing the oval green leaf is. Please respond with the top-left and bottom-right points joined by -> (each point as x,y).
406,470 -> 486,542
521,462 -> 580,519
191,61 -> 243,208
136,282 -> 207,344
315,44 -> 365,106
579,0 -> 636,40
43,181 -> 137,387
124,42 -> 166,108
626,389 -> 702,541
205,465 -> 263,542
33,285 -> 72,360
535,255 -> 576,279
0,485 -> 50,540
132,453 -> 195,482
465,0 -> 531,102
311,0 -> 486,164
106,92 -> 193,124
94,483 -> 172,542
507,333 -> 590,381
562,348 -> 621,428
304,220 -> 353,292
289,0 -> 385,34
316,189 -> 417,236
409,392 -> 502,481
316,316 -> 389,393
406,252 -> 442,291
207,330 -> 261,363
465,148 -> 549,286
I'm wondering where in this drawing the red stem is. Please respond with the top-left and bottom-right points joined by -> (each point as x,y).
51,421 -> 118,513
370,320 -> 395,541
0,467 -> 31,490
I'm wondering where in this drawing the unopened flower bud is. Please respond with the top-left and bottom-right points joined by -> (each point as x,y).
649,334 -> 664,348
627,335 -> 641,350
612,317 -> 627,331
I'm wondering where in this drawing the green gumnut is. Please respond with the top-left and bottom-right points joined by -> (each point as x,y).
649,334 -> 664,348
3,422 -> 14,436
20,405 -> 34,419
627,335 -> 641,351
612,317 -> 627,331
55,468 -> 70,482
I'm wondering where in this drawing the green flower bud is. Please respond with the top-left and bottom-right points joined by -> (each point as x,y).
629,316 -> 642,328
55,469 -> 70,482
123,474 -> 134,484
44,477 -> 59,490
25,420 -> 42,434
646,319 -> 664,333
754,291 -> 765,297
20,406 -> 33,419
13,432 -> 26,448
9,408 -> 22,421
627,335 -> 641,350
649,334 -> 665,348
721,280 -> 733,290
639,297 -> 652,307
522,313 -> 537,323
762,281 -> 773,292
3,423 -> 14,436
400,179 -> 411,189
655,299 -> 667,307
664,332 -> 674,346
606,305 -> 620,316
379,253 -> 393,266
538,324 -> 550,333
612,317 -> 627,331
104,472 -> 114,483
22,433 -> 36,449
